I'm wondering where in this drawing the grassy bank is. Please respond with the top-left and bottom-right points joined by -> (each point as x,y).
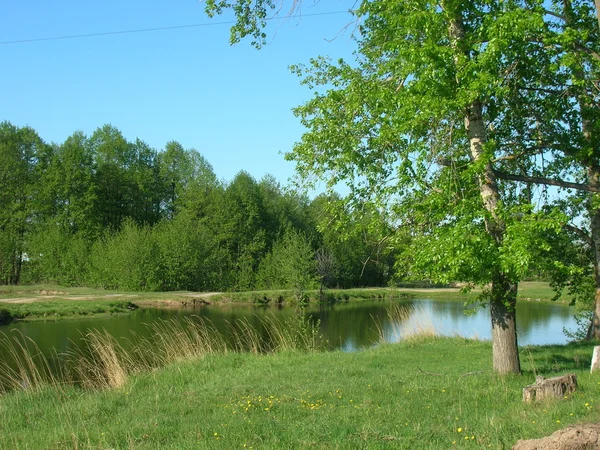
1,337 -> 599,449
0,282 -> 571,322
209,287 -> 415,304
0,300 -> 138,323
211,282 -> 571,305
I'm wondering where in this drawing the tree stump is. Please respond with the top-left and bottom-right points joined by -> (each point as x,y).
522,374 -> 577,402
591,346 -> 600,373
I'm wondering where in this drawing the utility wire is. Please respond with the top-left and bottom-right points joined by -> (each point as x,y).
0,10 -> 350,45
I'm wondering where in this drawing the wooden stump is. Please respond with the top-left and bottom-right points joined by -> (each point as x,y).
522,374 -> 577,402
591,346 -> 600,373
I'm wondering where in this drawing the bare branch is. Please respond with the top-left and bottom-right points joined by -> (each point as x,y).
493,170 -> 599,193
542,9 -> 566,21
564,223 -> 593,246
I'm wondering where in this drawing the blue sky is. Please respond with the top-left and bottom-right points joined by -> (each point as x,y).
0,0 -> 358,186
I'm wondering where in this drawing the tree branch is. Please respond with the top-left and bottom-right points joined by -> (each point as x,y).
542,9 -> 566,21
574,43 -> 600,63
564,223 -> 593,246
493,170 -> 600,193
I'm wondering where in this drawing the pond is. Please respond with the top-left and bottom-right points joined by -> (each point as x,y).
0,297 -> 577,359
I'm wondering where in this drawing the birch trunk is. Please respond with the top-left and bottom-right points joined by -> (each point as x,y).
587,170 -> 600,341
446,3 -> 521,373
564,0 -> 600,341
465,100 -> 521,374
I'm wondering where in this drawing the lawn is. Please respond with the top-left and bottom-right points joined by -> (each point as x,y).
1,337 -> 598,449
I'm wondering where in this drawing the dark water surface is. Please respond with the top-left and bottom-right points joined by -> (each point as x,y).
0,298 -> 577,359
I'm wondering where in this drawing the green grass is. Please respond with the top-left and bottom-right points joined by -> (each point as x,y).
516,281 -> 572,304
211,287 -> 413,304
177,282 -> 572,306
1,337 -> 598,449
0,281 -> 571,323
0,300 -> 138,323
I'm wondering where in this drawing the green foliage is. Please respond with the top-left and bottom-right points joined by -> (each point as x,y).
0,122 -> 51,284
204,0 -> 285,48
24,223 -> 90,286
257,228 -> 317,301
309,194 -> 399,288
0,300 -> 136,321
87,220 -> 161,291
0,119 -> 400,292
153,214 -> 222,291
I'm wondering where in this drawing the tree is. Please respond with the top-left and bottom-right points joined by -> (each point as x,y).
256,228 -> 317,301
42,132 -> 98,238
90,125 -> 162,230
158,141 -> 218,219
309,194 -> 398,288
0,122 -> 51,284
470,0 -> 600,340
204,0 -> 576,373
90,125 -> 135,231
315,247 -> 337,301
129,138 -> 162,226
206,171 -> 268,290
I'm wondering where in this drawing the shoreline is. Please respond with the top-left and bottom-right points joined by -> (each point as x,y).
0,282 -> 572,323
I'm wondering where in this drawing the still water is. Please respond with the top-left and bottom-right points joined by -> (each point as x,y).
0,298 -> 577,358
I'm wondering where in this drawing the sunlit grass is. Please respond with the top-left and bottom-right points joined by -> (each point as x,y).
1,337 -> 599,449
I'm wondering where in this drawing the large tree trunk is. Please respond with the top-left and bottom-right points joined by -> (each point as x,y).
491,277 -> 521,373
466,99 -> 521,374
586,175 -> 600,341
445,2 -> 521,373
564,0 -> 600,342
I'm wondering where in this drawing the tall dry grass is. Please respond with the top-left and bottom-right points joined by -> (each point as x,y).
0,312 -> 324,394
0,330 -> 62,392
374,303 -> 438,343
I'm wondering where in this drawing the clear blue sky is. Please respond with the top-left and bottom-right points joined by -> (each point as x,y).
0,0 -> 357,186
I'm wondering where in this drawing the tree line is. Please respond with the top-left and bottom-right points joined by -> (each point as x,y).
0,122 -> 397,293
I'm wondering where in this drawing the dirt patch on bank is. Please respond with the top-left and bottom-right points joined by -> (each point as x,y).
512,423 -> 600,450
0,292 -> 220,305
0,294 -> 140,304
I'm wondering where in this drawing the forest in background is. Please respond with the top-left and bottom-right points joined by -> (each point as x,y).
0,121 -> 399,292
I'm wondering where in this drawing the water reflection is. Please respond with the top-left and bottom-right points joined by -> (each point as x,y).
383,299 -> 575,345
0,298 -> 577,362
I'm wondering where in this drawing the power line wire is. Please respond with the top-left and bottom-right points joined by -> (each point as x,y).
0,10 -> 350,45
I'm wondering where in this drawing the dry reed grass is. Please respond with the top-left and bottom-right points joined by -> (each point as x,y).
374,303 -> 438,343
0,330 -> 61,393
0,312 -> 324,394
